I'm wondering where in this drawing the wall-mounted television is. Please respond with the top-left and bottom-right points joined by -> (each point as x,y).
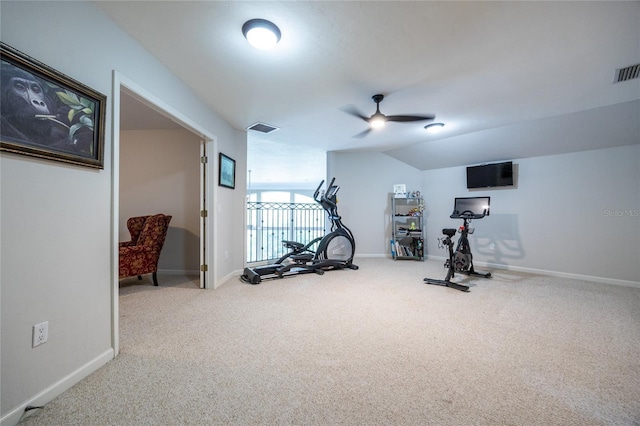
466,161 -> 513,189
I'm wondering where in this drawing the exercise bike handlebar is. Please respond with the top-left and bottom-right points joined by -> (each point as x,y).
450,209 -> 487,220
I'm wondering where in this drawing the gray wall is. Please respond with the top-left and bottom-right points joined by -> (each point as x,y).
327,151 -> 423,256
1,1 -> 638,424
422,145 -> 639,284
331,144 -> 639,285
1,2 -> 246,423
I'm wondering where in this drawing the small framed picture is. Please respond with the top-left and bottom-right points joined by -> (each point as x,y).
393,184 -> 406,194
1,42 -> 106,169
219,152 -> 236,189
393,184 -> 407,198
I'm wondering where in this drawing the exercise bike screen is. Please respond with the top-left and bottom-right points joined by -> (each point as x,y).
452,197 -> 490,218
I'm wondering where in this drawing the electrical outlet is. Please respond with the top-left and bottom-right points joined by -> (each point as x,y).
32,321 -> 48,347
225,250 -> 229,259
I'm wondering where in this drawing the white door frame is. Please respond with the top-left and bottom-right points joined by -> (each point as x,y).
199,140 -> 215,289
111,71 -> 216,355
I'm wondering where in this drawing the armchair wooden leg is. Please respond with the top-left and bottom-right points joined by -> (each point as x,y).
152,272 -> 159,286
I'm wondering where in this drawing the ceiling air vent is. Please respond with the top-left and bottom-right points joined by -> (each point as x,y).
615,63 -> 640,83
246,122 -> 280,134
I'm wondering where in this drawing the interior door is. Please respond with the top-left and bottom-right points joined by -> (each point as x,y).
199,140 -> 208,289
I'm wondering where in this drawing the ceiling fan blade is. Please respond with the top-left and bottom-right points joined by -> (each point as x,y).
386,114 -> 436,122
352,128 -> 373,139
340,105 -> 370,122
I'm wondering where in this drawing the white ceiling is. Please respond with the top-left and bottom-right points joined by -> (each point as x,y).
107,1 -> 639,184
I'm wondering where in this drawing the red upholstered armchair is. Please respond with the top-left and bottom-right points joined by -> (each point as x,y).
119,214 -> 172,286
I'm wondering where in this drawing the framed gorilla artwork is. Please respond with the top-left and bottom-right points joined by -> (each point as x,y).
1,42 -> 106,169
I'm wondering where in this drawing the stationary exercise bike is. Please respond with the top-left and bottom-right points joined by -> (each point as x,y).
241,178 -> 358,284
424,197 -> 492,292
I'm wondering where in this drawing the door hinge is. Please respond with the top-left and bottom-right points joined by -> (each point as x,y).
200,264 -> 208,272
201,156 -> 208,164
200,210 -> 208,217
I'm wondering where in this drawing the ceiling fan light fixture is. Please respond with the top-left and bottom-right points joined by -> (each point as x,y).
425,123 -> 445,133
370,114 -> 386,129
242,19 -> 281,50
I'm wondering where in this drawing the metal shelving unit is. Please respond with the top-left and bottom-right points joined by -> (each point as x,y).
391,196 -> 424,261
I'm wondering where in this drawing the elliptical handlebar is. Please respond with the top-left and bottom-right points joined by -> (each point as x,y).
313,180 -> 325,202
314,178 -> 340,210
327,177 -> 336,190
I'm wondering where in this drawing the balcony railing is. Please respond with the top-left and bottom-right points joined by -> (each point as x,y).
246,201 -> 326,263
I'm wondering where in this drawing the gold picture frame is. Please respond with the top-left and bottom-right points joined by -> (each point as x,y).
1,42 -> 106,169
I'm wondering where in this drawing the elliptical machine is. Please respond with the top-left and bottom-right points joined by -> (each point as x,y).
241,178 -> 358,284
423,197 -> 492,292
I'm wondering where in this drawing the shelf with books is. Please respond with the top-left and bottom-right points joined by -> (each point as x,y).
390,196 -> 425,261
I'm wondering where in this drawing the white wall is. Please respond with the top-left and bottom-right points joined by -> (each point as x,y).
120,129 -> 201,274
1,2 -> 245,423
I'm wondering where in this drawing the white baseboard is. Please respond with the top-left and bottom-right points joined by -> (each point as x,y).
157,268 -> 200,276
215,269 -> 244,289
1,349 -> 114,426
157,268 -> 245,289
242,255 -> 640,289
426,255 -> 640,288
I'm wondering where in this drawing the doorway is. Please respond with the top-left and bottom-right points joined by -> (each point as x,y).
119,90 -> 203,285
112,72 -> 215,355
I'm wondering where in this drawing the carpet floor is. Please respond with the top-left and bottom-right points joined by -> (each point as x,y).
19,258 -> 640,425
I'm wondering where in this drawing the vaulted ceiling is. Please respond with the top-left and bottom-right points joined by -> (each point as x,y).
105,1 -> 639,183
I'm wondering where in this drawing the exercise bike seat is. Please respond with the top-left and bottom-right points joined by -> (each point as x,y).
442,228 -> 457,237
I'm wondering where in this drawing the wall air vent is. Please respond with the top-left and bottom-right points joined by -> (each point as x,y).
246,122 -> 280,134
614,63 -> 640,83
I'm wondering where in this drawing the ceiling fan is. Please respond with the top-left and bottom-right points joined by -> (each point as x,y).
343,94 -> 435,138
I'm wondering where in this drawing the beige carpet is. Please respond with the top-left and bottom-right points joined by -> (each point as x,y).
20,258 -> 640,425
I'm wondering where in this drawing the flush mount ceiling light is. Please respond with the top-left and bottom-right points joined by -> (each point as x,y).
425,123 -> 445,133
242,19 -> 281,50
